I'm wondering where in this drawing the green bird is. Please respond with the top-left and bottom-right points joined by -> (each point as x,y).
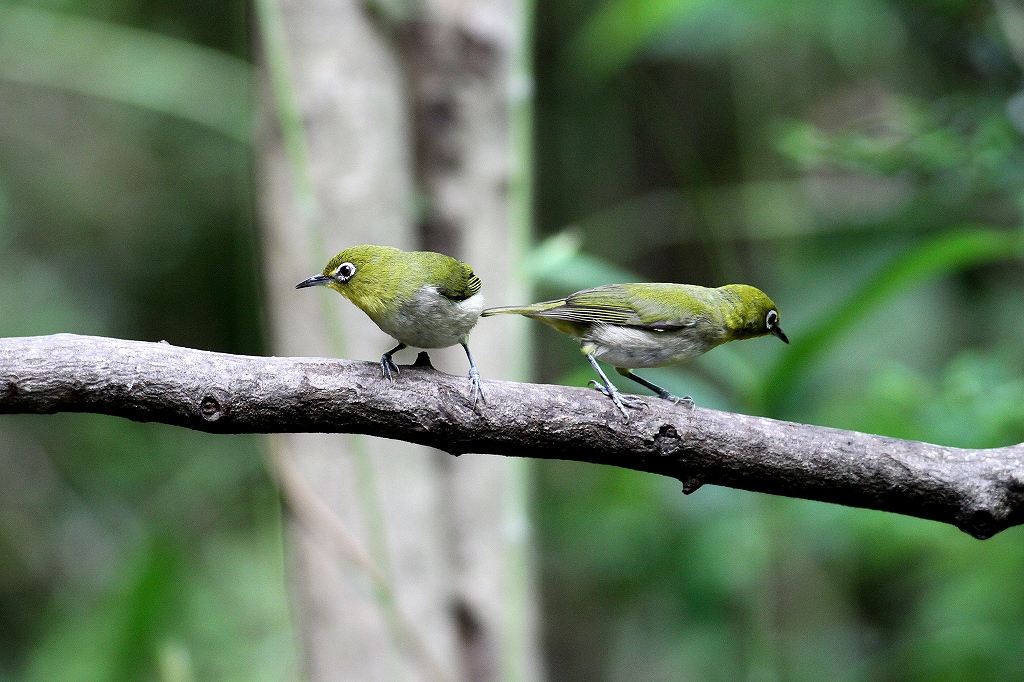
297,245 -> 485,404
481,283 -> 788,418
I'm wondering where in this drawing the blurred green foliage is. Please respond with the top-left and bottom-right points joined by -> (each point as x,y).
533,0 -> 1024,679
0,1 -> 294,680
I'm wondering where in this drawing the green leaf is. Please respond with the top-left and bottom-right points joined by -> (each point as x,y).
567,0 -> 717,80
0,4 -> 252,143
757,227 -> 1024,411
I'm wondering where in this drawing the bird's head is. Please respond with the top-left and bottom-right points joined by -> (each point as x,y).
722,284 -> 789,344
295,245 -> 403,315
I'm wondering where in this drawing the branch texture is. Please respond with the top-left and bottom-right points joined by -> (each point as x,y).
2,334 -> 1022,538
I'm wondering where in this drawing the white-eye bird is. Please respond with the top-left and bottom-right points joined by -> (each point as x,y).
296,245 -> 485,403
481,283 -> 788,418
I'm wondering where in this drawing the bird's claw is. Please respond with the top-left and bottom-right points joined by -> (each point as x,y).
380,354 -> 400,382
587,380 -> 646,420
468,368 -> 484,407
664,393 -> 695,408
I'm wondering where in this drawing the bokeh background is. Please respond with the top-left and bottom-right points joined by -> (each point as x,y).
3,0 -> 1024,680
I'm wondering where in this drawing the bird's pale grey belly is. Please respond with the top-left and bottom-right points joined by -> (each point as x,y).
376,289 -> 484,348
584,324 -> 718,368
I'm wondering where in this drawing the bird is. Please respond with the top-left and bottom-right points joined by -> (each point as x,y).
481,282 -> 788,419
296,245 -> 485,404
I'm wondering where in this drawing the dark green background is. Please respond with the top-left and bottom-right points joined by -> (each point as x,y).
2,0 -> 1024,679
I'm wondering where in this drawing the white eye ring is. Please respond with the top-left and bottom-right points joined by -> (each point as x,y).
334,262 -> 356,282
766,309 -> 778,329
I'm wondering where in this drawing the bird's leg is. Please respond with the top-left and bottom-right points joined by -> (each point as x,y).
617,368 -> 694,407
461,340 -> 484,406
586,355 -> 646,420
380,343 -> 407,381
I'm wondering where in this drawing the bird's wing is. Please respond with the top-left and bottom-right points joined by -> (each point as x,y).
621,284 -> 707,329
435,259 -> 482,301
523,284 -> 691,330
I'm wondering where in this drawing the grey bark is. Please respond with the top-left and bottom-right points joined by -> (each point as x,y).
2,333 -> 1023,540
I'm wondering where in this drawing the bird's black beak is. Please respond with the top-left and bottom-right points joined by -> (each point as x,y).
295,274 -> 331,289
771,326 -> 789,344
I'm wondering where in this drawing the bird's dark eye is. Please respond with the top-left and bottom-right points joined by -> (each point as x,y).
766,310 -> 778,329
334,262 -> 356,282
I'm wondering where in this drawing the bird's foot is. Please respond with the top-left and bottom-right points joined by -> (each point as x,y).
468,368 -> 484,407
658,392 -> 695,408
588,380 -> 647,421
380,354 -> 400,382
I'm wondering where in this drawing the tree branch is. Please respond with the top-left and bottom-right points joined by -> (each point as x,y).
2,334 -> 1022,538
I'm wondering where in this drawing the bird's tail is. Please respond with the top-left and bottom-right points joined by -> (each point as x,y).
481,300 -> 564,317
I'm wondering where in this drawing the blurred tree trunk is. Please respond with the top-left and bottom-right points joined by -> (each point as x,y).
256,0 -> 538,680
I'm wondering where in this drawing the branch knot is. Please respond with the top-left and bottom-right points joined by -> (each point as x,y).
654,424 -> 681,457
961,509 -> 996,540
199,388 -> 230,422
